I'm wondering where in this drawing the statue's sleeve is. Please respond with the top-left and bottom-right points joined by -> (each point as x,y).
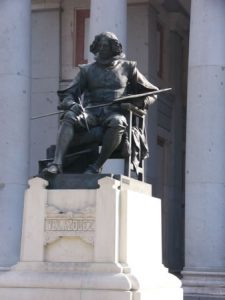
128,62 -> 158,108
57,66 -> 87,107
129,62 -> 158,92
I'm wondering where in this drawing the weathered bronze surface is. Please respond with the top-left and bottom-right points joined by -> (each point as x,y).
43,32 -> 158,176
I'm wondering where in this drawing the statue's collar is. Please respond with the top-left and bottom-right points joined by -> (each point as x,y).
95,53 -> 125,67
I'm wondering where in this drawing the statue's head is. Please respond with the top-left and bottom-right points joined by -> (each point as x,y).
90,32 -> 123,59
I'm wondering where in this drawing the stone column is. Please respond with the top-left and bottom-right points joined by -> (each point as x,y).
88,0 -> 127,60
183,0 -> 225,299
0,0 -> 31,267
88,0 -> 127,172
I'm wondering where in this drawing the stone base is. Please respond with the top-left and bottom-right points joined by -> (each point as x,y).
184,296 -> 225,300
183,269 -> 225,300
0,262 -> 135,300
0,287 -> 132,300
0,287 -> 182,300
0,270 -> 182,300
0,175 -> 182,299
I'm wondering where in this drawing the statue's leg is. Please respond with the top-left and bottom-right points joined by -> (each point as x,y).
44,111 -> 78,174
45,120 -> 75,174
96,126 -> 125,167
85,114 -> 127,173
44,110 -> 97,175
53,122 -> 74,165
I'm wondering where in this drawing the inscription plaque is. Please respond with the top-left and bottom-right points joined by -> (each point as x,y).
44,204 -> 95,246
45,218 -> 95,232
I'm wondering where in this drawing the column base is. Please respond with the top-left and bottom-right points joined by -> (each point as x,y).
182,269 -> 225,300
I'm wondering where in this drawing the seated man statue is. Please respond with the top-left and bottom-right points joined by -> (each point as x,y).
45,31 -> 158,175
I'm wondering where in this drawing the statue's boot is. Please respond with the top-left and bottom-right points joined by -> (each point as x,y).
84,126 -> 125,174
44,163 -> 63,175
44,122 -> 74,175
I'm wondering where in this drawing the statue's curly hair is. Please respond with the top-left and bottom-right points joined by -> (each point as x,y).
90,32 -> 123,56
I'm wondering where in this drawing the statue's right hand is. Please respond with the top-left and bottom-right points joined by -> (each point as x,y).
70,103 -> 82,114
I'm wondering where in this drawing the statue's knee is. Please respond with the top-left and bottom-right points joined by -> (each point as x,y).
62,117 -> 75,127
63,110 -> 76,119
62,111 -> 82,128
107,115 -> 127,129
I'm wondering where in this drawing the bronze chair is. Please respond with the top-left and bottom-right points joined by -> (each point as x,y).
39,103 -> 147,181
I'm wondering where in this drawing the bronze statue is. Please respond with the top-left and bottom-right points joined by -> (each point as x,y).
44,32 -> 158,175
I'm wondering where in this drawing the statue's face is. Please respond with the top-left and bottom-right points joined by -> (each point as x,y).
98,36 -> 113,59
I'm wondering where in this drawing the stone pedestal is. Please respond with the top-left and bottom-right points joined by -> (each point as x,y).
0,175 -> 182,299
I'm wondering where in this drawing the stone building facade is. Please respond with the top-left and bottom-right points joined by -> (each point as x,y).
0,0 -> 224,299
